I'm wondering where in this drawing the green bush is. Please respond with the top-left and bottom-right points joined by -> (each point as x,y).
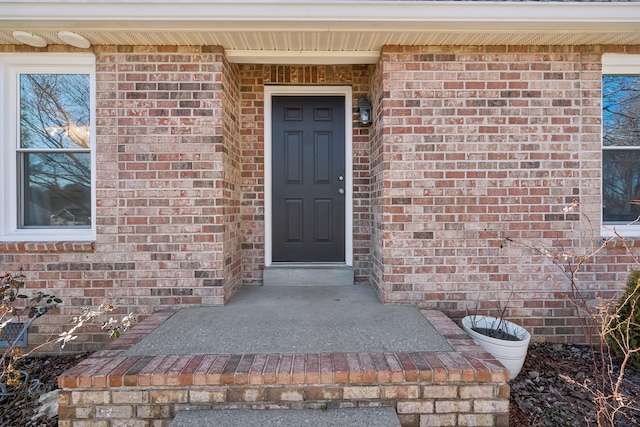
609,269 -> 640,368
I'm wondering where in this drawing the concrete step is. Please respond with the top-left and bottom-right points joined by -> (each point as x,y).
170,407 -> 402,427
263,263 -> 354,286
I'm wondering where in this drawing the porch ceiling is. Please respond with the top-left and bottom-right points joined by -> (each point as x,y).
1,1 -> 640,63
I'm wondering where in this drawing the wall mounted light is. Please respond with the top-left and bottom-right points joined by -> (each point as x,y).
12,31 -> 47,47
358,95 -> 372,126
58,31 -> 91,49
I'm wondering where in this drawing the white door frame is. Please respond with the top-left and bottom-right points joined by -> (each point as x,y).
264,85 -> 353,267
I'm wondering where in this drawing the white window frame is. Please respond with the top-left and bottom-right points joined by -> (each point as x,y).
0,53 -> 96,242
601,54 -> 640,237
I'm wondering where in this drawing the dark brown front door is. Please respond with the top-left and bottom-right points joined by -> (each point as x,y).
272,96 -> 345,262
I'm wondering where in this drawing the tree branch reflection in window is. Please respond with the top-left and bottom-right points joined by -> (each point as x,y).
19,74 -> 91,228
603,75 -> 640,223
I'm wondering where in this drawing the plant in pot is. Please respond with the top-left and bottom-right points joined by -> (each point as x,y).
462,299 -> 531,381
462,203 -> 582,381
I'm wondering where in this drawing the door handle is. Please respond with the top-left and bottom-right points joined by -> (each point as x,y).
338,188 -> 345,195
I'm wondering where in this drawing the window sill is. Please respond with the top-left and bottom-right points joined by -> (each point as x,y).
0,241 -> 95,253
601,224 -> 640,239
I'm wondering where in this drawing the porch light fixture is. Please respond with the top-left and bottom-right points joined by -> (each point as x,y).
58,31 -> 91,49
12,31 -> 47,47
358,95 -> 372,126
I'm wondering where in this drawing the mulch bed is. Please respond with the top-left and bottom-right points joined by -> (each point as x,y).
1,344 -> 639,426
510,342 -> 640,427
0,352 -> 91,427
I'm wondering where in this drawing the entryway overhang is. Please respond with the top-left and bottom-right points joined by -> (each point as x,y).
1,1 -> 640,63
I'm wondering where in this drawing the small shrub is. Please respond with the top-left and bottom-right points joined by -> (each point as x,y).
1,269 -> 140,387
609,269 -> 640,368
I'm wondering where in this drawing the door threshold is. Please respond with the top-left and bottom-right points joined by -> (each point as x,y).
270,262 -> 348,267
263,264 -> 354,286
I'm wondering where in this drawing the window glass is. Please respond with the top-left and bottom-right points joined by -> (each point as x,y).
22,152 -> 91,227
18,73 -> 91,228
602,75 -> 640,223
19,74 -> 90,149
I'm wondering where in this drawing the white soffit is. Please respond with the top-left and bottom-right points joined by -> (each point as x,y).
1,1 -> 640,56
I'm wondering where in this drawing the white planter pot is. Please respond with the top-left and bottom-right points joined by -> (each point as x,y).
461,315 -> 531,381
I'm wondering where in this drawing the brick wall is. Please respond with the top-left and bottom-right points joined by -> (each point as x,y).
370,45 -> 640,342
369,55 -> 387,299
0,46 -> 241,351
2,43 -> 640,349
352,66 -> 374,281
221,56 -> 243,299
237,64 -> 265,285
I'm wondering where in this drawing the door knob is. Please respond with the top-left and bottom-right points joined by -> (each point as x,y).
338,188 -> 345,195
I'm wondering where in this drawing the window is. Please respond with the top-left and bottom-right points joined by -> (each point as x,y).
0,54 -> 95,241
602,55 -> 640,228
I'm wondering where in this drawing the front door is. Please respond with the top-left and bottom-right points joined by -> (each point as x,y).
272,96 -> 345,262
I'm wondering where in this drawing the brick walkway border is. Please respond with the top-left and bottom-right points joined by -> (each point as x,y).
58,309 -> 510,427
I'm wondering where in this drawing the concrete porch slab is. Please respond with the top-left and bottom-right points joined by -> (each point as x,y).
122,285 -> 453,355
170,407 -> 402,427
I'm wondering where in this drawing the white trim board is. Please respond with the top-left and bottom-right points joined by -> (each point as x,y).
226,51 -> 379,65
602,53 -> 640,75
2,2 -> 639,29
264,85 -> 354,267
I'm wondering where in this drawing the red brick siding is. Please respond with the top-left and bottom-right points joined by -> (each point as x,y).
0,46 -> 238,351
370,45 -> 640,342
237,64 -> 265,285
1,44 -> 640,348
369,54 -> 387,299
352,66 -> 374,280
97,45 -> 237,306
221,56 -> 243,300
